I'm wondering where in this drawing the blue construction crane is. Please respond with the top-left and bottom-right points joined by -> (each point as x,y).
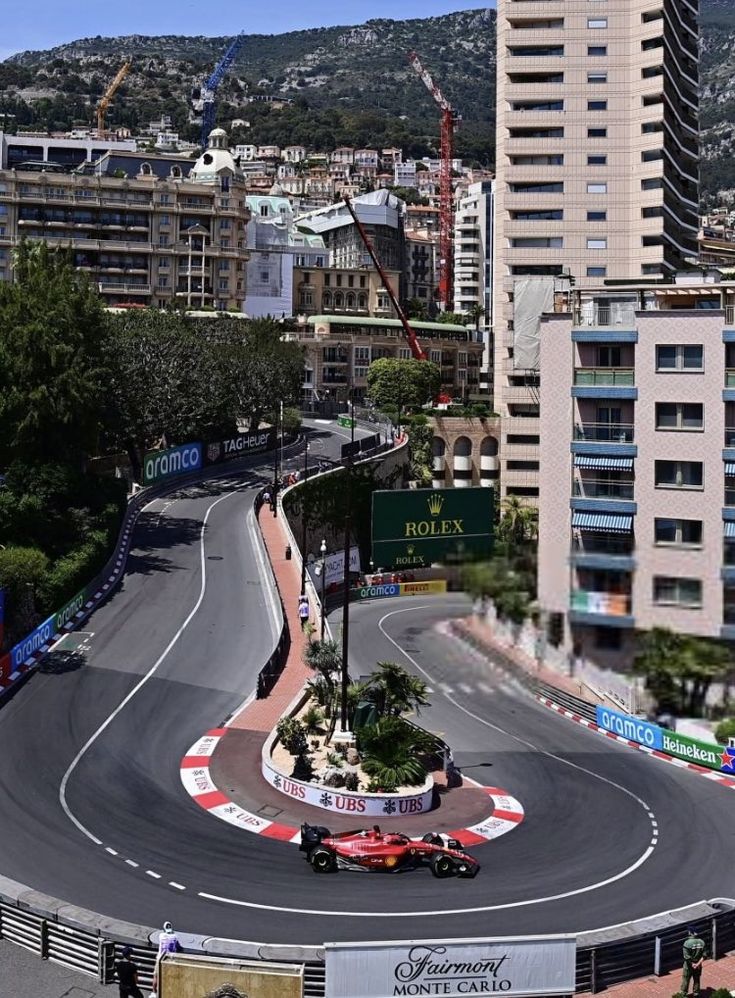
200,33 -> 245,147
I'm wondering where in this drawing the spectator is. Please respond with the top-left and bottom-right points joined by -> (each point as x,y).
151,921 -> 181,996
298,595 -> 310,630
681,927 -> 705,996
115,945 -> 144,998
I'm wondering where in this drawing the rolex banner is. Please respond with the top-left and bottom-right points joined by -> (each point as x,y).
371,487 -> 493,568
325,937 -> 576,998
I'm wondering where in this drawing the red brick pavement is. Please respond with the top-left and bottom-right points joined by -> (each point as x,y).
229,504 -> 312,732
601,956 -> 735,998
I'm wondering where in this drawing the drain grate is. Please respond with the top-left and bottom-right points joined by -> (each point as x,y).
257,804 -> 284,818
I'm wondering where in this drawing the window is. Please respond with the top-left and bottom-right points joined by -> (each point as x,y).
642,264 -> 662,275
511,237 -> 563,248
259,204 -> 270,217
654,460 -> 703,489
642,35 -> 664,49
511,209 -> 564,220
158,258 -> 169,268
654,518 -> 703,547
588,45 -> 607,56
157,277 -> 168,288
509,182 -> 564,194
587,17 -> 608,27
653,576 -> 702,607
642,235 -> 662,246
510,154 -> 564,166
656,344 -> 704,371
354,346 -> 370,362
642,177 -> 663,190
588,127 -> 607,138
642,121 -> 663,133
655,402 -> 703,430
219,218 -> 231,229
587,266 -> 607,277
511,265 -> 564,276
597,346 -> 620,367
509,45 -> 564,56
587,238 -> 607,249
643,93 -> 663,106
507,434 -> 540,445
587,72 -> 608,84
218,259 -> 230,271
507,460 -> 540,471
159,214 -> 170,225
588,100 -> 608,111
642,8 -> 663,21
158,235 -> 169,246
509,127 -> 565,138
642,65 -> 663,78
587,182 -> 608,194
324,274 -> 331,287
642,206 -> 663,218
642,149 -> 663,161
587,211 -> 607,221
511,100 -> 564,112
336,274 -> 342,287
587,155 -> 607,165
260,270 -> 269,282
218,279 -> 229,291
595,627 -> 622,651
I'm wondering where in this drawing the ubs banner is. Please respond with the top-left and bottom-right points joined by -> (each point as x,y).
372,487 -> 494,569
325,937 -> 576,998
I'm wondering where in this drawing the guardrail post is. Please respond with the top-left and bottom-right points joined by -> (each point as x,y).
712,917 -> 718,961
590,947 -> 597,994
99,939 -> 115,984
40,918 -> 49,959
654,935 -> 661,976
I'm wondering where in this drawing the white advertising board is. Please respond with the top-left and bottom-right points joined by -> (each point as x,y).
325,936 -> 576,998
308,546 -> 361,589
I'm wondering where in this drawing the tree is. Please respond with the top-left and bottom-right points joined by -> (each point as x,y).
405,414 -> 433,485
366,357 -> 440,424
633,627 -> 733,716
465,304 -> 486,332
499,495 -> 538,547
0,546 -> 49,641
364,661 -> 430,716
0,241 -> 107,466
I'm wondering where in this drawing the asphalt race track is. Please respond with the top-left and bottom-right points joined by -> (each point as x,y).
0,426 -> 734,946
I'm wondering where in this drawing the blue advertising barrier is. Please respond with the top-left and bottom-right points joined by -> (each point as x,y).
10,614 -> 57,672
595,704 -> 663,750
143,442 -> 203,485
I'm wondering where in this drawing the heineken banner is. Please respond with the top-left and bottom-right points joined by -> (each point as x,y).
372,487 -> 493,568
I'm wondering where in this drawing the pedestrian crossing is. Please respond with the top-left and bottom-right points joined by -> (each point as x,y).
424,678 -> 520,699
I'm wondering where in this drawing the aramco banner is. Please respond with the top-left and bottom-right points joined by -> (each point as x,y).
143,442 -> 203,485
325,937 -> 576,998
372,487 -> 493,568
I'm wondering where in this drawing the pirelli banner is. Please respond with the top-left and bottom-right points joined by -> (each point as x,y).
325,936 -> 576,998
372,487 -> 494,569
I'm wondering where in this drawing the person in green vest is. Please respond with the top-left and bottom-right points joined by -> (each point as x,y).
681,927 -> 706,996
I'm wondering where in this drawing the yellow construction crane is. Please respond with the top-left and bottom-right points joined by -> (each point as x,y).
96,60 -> 131,136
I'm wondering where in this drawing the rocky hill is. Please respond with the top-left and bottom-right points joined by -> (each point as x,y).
2,4 -> 735,201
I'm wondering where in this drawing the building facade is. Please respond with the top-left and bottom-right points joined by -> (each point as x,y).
493,0 -> 700,499
538,278 -> 735,667
0,129 -> 251,309
454,180 -> 495,394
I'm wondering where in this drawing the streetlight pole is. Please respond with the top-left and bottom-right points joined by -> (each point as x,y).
300,435 -> 309,596
339,388 -> 355,733
272,403 -> 280,518
320,538 -> 327,641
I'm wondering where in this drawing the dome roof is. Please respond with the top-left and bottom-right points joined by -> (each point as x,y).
191,126 -> 242,183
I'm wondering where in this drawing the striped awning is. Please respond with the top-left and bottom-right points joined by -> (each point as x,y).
726,463 -> 735,476
572,512 -> 633,533
725,521 -> 735,538
574,455 -> 634,472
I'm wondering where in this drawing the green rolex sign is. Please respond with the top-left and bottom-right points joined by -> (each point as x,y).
371,487 -> 494,568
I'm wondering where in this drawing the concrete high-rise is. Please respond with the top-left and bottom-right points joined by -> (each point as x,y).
493,0 -> 700,499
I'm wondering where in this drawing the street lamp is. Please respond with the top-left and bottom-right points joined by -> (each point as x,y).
339,386 -> 355,734
320,538 -> 327,641
300,439 -> 309,596
272,402 -> 281,518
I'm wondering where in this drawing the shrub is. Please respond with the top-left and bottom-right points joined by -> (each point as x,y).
302,705 -> 324,734
276,716 -> 307,756
326,751 -> 344,768
715,718 -> 735,744
709,989 -> 733,998
40,529 -> 109,611
358,717 -> 429,788
366,776 -> 398,793
344,772 -> 360,792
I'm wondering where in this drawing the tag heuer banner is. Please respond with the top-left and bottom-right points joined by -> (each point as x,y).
325,936 -> 576,998
371,487 -> 493,568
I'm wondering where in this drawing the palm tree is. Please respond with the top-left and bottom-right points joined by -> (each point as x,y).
465,303 -> 486,332
499,495 -> 538,546
366,661 -> 429,716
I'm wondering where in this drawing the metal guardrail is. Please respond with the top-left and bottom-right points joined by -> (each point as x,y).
535,681 -> 598,722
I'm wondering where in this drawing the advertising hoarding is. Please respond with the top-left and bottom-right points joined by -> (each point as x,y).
325,936 -> 576,998
661,730 -> 735,773
353,580 -> 448,602
307,546 -> 361,589
143,442 -> 203,484
595,706 -> 663,750
10,613 -> 57,671
372,487 -> 493,569
205,427 -> 277,465
159,953 -> 303,998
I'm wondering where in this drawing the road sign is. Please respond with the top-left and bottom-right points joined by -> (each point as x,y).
337,414 -> 355,428
371,487 -> 493,568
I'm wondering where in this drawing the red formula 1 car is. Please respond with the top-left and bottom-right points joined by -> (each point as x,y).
300,823 -> 480,878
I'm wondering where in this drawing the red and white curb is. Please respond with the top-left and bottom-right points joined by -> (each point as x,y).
180,728 -> 525,845
537,695 -> 735,790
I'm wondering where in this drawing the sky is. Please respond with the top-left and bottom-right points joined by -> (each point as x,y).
1,0 -> 491,61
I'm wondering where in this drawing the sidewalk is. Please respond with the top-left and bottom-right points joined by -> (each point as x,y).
603,955 -> 735,998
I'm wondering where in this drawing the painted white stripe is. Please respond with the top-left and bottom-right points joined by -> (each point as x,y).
106,847 -> 118,856
169,881 -> 186,891
125,859 -> 139,868
146,870 -> 162,879
60,487 -> 246,849
457,683 -> 473,695
477,681 -> 494,694
438,682 -> 454,694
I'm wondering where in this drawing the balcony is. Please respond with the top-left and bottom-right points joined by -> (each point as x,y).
573,305 -> 637,328
725,428 -> 735,447
573,422 -> 634,443
98,282 -> 151,294
725,488 -> 735,507
726,371 -> 735,388
573,478 -> 634,500
574,368 -> 634,387
726,306 -> 734,326
569,589 -> 634,627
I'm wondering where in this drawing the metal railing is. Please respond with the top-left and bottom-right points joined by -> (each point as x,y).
572,536 -> 635,556
573,478 -> 634,500
725,427 -> 735,447
574,422 -> 634,443
571,589 -> 632,616
573,305 -> 637,328
726,370 -> 735,388
726,305 -> 734,326
574,368 -> 635,386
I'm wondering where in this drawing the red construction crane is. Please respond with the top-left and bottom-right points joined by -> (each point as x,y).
408,51 -> 458,311
342,194 -> 426,360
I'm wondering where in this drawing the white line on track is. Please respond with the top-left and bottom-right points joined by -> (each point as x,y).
169,881 -> 186,891
246,506 -> 281,643
59,487 -> 245,848
146,870 -> 162,879
477,681 -> 495,694
193,602 -> 659,918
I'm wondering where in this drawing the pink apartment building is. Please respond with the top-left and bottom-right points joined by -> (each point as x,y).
538,276 -> 735,668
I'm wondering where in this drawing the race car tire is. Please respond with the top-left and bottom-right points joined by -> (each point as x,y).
309,846 -> 337,873
430,853 -> 455,878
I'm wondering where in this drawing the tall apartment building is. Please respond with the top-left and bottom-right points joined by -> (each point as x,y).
538,277 -> 735,666
0,129 -> 251,309
493,0 -> 699,498
454,181 -> 495,395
